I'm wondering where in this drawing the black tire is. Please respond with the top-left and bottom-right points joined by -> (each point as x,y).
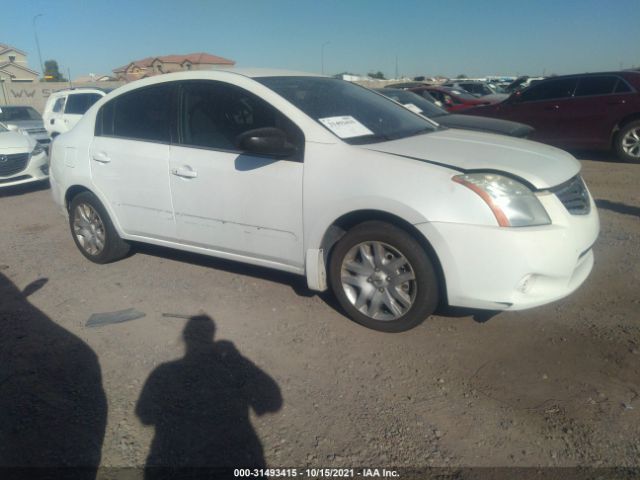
615,120 -> 640,164
328,221 -> 439,332
68,191 -> 130,264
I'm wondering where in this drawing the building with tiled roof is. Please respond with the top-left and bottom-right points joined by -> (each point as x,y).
0,43 -> 39,82
113,52 -> 235,82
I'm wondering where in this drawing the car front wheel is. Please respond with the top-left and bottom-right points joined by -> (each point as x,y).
69,191 -> 130,264
616,120 -> 640,164
328,221 -> 440,332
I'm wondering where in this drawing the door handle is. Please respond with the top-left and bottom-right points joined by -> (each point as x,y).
171,166 -> 198,178
92,152 -> 111,163
544,105 -> 560,111
607,100 -> 626,105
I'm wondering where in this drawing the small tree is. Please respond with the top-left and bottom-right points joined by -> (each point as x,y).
43,60 -> 67,82
368,71 -> 386,80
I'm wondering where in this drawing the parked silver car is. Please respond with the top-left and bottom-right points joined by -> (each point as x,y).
0,105 -> 50,148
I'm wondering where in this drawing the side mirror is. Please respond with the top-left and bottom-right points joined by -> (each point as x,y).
510,91 -> 522,103
236,127 -> 296,157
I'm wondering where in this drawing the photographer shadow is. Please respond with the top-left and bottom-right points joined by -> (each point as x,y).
136,315 -> 282,478
0,273 -> 106,478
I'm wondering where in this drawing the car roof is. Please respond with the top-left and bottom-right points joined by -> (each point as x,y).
539,71 -> 638,80
222,67 -> 323,78
50,87 -> 107,95
0,105 -> 35,109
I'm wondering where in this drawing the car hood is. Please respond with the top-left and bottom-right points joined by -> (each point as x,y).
437,114 -> 534,138
3,120 -> 45,130
361,128 -> 581,189
0,130 -> 34,152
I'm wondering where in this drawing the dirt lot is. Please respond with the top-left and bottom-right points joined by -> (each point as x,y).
1,154 -> 639,474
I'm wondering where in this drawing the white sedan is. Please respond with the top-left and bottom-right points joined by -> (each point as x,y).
0,122 -> 49,188
49,69 -> 599,332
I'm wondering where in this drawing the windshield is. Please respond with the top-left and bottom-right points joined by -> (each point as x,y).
256,77 -> 437,144
0,106 -> 42,122
375,89 -> 447,118
442,88 -> 479,101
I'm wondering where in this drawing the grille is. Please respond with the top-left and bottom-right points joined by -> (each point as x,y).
551,175 -> 590,215
27,128 -> 47,135
0,153 -> 30,177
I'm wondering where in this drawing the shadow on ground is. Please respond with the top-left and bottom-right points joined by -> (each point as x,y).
0,273 -> 106,478
136,315 -> 282,477
596,199 -> 640,218
134,243 -> 314,297
0,180 -> 49,198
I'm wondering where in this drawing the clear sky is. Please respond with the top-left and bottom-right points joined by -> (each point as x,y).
3,0 -> 639,79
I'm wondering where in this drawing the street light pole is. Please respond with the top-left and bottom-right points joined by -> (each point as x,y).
33,14 -> 45,78
321,41 -> 330,75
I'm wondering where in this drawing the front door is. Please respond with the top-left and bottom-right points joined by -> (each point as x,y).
168,80 -> 305,270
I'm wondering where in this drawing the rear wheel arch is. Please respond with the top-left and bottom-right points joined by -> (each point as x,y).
65,185 -> 92,210
318,210 -> 448,307
612,112 -> 640,146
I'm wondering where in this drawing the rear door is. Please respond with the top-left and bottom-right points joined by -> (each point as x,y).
90,83 -> 177,240
559,75 -> 634,148
168,80 -> 305,269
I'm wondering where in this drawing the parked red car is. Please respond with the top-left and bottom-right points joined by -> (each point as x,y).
408,85 -> 498,112
462,71 -> 640,163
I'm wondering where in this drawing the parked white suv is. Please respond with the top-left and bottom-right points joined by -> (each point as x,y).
43,88 -> 106,138
49,69 -> 599,331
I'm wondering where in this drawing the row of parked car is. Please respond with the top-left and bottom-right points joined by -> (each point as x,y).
0,88 -> 107,188
384,71 -> 640,163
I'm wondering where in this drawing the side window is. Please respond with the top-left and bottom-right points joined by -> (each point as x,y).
520,78 -> 578,102
64,93 -> 103,114
574,76 -> 617,97
425,91 -> 441,102
105,84 -> 174,142
614,79 -> 632,94
52,97 -> 66,113
179,81 -> 303,154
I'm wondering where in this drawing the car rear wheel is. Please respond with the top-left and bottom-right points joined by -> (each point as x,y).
615,120 -> 640,164
69,192 -> 130,264
328,221 -> 439,332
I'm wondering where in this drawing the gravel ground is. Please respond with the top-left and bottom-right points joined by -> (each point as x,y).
0,154 -> 638,474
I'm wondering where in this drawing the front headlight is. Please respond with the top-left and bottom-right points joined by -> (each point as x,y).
31,143 -> 46,156
453,172 -> 551,227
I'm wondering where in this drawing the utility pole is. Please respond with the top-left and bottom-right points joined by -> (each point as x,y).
321,41 -> 330,75
33,14 -> 45,78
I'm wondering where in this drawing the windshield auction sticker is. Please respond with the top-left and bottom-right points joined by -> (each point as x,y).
318,116 -> 374,138
402,103 -> 423,114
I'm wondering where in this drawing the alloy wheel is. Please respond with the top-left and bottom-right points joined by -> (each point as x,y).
340,241 -> 417,321
73,203 -> 106,256
621,127 -> 640,158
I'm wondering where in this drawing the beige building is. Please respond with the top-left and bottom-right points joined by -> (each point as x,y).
113,52 -> 235,82
0,43 -> 39,82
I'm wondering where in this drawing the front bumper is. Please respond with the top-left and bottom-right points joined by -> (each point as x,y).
0,151 -> 49,188
416,191 -> 599,311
